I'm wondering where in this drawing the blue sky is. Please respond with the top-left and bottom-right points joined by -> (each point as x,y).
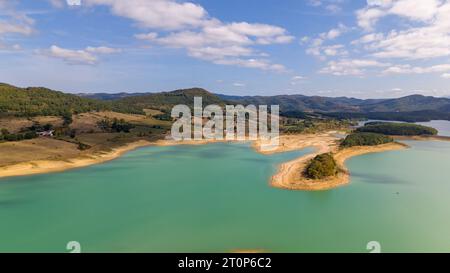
1,0 -> 450,98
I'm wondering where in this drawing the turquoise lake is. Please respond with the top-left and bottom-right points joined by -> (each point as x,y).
1,137 -> 450,253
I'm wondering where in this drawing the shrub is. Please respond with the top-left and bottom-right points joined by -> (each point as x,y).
77,142 -> 91,151
305,153 -> 338,180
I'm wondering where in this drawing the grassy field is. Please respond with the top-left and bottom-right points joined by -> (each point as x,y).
0,111 -> 172,167
0,116 -> 63,133
0,138 -> 80,167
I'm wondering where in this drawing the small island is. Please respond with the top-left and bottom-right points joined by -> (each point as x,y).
356,122 -> 438,136
340,132 -> 394,147
305,153 -> 338,180
271,130 -> 411,191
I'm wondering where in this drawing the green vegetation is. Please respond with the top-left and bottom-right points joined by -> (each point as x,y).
0,128 -> 37,142
97,118 -> 135,133
305,153 -> 338,180
281,118 -> 352,134
357,122 -> 438,136
116,88 -> 225,112
28,122 -> 53,132
323,110 -> 450,122
153,111 -> 173,121
0,83 -> 143,117
341,132 -> 393,148
77,142 -> 91,151
0,120 -> 61,142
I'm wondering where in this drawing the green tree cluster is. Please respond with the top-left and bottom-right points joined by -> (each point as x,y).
305,153 -> 338,180
0,128 -> 37,142
341,132 -> 393,148
97,118 -> 135,133
356,122 -> 438,136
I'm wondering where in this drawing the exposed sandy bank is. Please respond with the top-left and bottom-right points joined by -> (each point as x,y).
0,140 -> 152,179
270,142 -> 409,191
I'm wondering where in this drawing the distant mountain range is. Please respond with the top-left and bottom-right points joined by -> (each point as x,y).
2,83 -> 450,122
81,87 -> 450,118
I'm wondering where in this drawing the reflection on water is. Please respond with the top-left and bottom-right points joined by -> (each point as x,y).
350,171 -> 411,185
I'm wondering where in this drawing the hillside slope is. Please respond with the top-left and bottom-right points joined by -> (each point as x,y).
0,83 -> 143,116
115,88 -> 226,111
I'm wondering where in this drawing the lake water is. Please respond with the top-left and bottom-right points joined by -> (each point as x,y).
416,120 -> 450,137
1,139 -> 450,253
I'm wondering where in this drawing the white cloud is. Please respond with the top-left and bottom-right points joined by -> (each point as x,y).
300,36 -> 310,45
308,0 -> 345,13
356,0 -> 442,31
0,0 -> 34,35
305,23 -> 349,60
85,46 -> 122,54
135,32 -> 158,41
233,82 -> 245,87
318,0 -> 450,78
40,45 -> 121,65
323,44 -> 348,56
0,42 -> 21,51
383,64 -> 450,75
388,0 -> 440,22
85,0 -> 207,30
85,0 -> 292,71
325,4 -> 342,13
320,23 -> 348,40
442,73 -> 450,79
356,7 -> 385,31
215,58 -> 286,72
351,32 -> 384,44
0,0 -> 35,50
308,0 -> 323,7
47,0 -> 65,8
353,0 -> 450,60
290,75 -> 307,85
292,75 -> 306,80
320,59 -> 389,76
0,21 -> 33,35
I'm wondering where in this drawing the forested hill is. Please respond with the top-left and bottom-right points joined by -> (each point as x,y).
114,88 -> 226,111
218,93 -> 450,121
359,95 -> 450,112
217,94 -> 365,112
79,92 -> 145,101
218,94 -> 450,113
0,83 -> 143,117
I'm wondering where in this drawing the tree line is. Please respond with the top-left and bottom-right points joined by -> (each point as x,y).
356,122 -> 438,136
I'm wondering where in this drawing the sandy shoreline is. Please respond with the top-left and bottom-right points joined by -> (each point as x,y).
271,142 -> 409,191
0,140 -> 154,179
0,137 -> 252,179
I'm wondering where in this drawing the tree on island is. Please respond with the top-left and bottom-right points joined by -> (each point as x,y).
305,153 -> 338,180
